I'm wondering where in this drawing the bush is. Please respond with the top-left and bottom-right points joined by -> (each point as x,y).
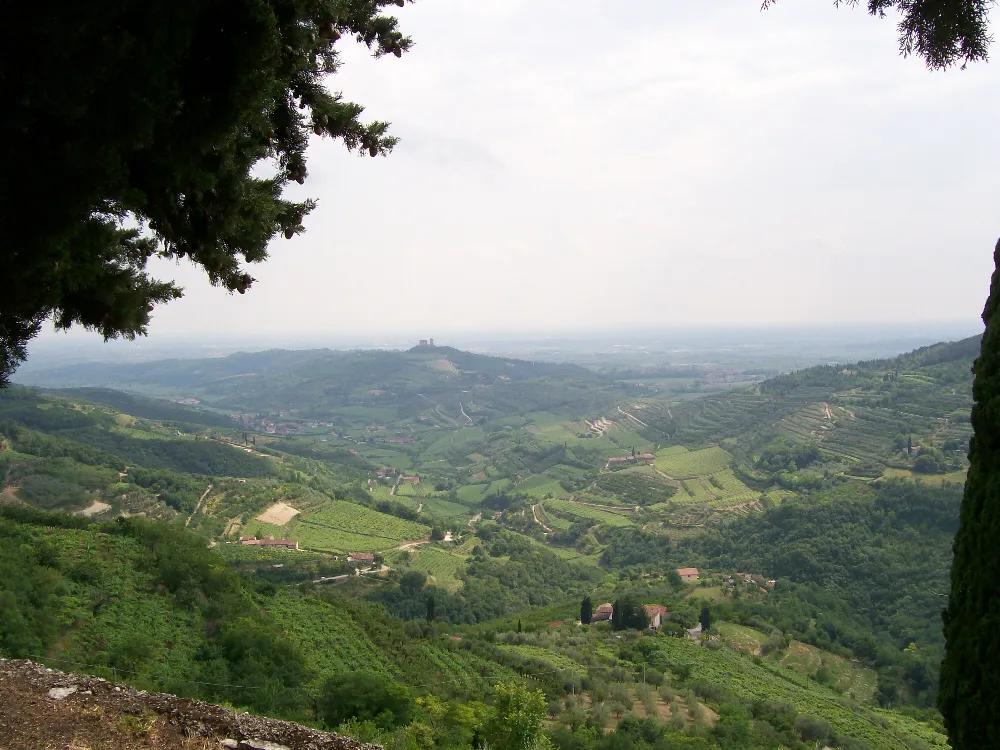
318,674 -> 413,730
795,714 -> 833,743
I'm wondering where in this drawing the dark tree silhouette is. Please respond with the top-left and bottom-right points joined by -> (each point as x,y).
581,596 -> 593,625
700,606 -> 713,633
940,239 -> 1000,749
0,0 -> 412,384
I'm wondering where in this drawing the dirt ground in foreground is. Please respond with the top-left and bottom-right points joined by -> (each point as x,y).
0,660 -> 376,750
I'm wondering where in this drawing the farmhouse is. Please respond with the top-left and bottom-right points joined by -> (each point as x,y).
591,603 -> 614,623
376,467 -> 398,478
348,552 -> 375,563
677,567 -> 700,583
400,475 -> 420,484
239,535 -> 299,550
644,604 -> 669,629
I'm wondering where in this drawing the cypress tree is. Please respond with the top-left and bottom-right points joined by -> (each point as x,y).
581,596 -> 593,625
940,238 -> 1000,748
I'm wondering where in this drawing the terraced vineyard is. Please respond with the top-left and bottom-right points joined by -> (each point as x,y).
404,546 -> 469,589
654,446 -> 733,478
244,500 -> 429,553
541,498 -> 633,527
496,644 -> 589,675
643,638 -> 946,750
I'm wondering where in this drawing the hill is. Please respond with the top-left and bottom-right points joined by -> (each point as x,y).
17,345 -> 623,424
0,336 -> 978,749
635,336 -> 977,479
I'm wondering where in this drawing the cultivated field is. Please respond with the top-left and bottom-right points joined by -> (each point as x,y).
404,546 -> 468,589
245,500 -> 429,553
654,446 -> 733,478
541,498 -> 633,527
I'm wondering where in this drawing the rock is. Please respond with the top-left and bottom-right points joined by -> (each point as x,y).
239,740 -> 292,750
47,686 -> 77,701
220,741 -> 239,749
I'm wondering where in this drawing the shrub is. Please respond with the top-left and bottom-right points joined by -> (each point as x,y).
795,714 -> 833,743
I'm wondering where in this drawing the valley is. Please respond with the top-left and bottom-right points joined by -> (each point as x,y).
0,337 -> 976,750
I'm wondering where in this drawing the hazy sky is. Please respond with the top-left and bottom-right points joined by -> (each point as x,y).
42,1 -> 1000,345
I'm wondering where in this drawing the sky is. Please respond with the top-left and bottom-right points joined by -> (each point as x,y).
39,1 -> 1000,347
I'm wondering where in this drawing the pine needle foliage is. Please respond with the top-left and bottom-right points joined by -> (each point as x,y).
761,0 -> 993,70
0,0 -> 413,385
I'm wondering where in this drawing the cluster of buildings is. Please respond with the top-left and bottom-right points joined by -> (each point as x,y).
728,572 -> 776,588
238,535 -> 299,550
589,602 -> 670,629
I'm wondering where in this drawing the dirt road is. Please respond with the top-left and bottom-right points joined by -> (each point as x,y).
617,405 -> 648,428
532,504 -> 553,533
184,484 -> 213,527
394,538 -> 431,551
459,403 -> 475,426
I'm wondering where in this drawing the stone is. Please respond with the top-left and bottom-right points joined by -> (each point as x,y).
238,740 -> 292,750
219,740 -> 239,749
47,686 -> 77,700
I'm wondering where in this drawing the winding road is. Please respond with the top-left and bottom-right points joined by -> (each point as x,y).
532,504 -> 553,533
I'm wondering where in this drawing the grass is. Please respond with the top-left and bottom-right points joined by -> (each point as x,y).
677,479 -> 715,503
642,638 -> 945,750
517,475 -> 571,499
244,500 -> 429,553
717,622 -> 765,654
421,497 -> 472,519
541,498 -> 633,527
687,586 -> 727,602
403,546 -> 468,589
512,533 -> 602,565
456,484 -> 489,503
779,641 -> 878,702
497,644 -> 589,675
883,467 -> 967,486
654,446 -> 733,478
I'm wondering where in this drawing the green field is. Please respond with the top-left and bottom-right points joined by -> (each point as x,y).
654,446 -> 733,478
456,484 -> 490,502
517,475 -> 571,499
421,497 -> 472,519
717,622 -> 765,654
245,500 -> 429,553
403,546 -> 468,589
541,498 -> 633,527
677,478 -> 715,503
497,644 -> 589,675
779,640 -> 879,702
643,638 -> 945,750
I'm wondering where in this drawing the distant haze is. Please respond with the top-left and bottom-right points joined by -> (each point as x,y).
32,1 -> 1000,352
